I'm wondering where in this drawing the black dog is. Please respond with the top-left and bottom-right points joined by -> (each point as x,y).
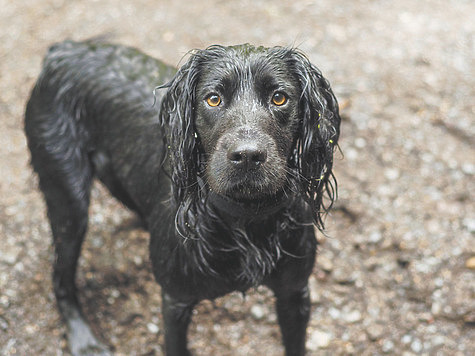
25,40 -> 340,356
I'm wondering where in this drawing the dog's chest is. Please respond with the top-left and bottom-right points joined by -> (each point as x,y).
153,227 -> 284,300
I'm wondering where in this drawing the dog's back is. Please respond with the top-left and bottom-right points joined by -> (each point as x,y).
25,40 -> 176,216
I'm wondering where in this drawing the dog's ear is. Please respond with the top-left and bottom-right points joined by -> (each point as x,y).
159,53 -> 202,209
288,50 -> 341,230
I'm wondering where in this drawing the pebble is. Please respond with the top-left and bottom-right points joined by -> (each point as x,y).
345,147 -> 358,161
366,323 -> 384,341
431,301 -> 442,315
465,257 -> 475,270
384,168 -> 400,181
0,247 -> 21,265
318,255 -> 334,272
110,289 -> 120,298
411,338 -> 423,353
354,137 -> 367,148
250,305 -> 265,320
308,276 -> 322,304
461,163 -> 475,175
0,316 -> 8,331
328,307 -> 341,319
146,323 -> 159,334
307,330 -> 332,350
382,339 -> 395,353
368,231 -> 383,244
344,310 -> 362,323
332,266 -> 355,284
463,218 -> 475,233
401,334 -> 412,344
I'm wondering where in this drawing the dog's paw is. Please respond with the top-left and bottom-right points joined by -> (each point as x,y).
68,317 -> 112,356
73,343 -> 112,356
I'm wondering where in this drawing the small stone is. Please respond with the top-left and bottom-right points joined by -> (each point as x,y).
366,323 -> 384,341
431,301 -> 442,316
384,168 -> 400,181
431,335 -> 446,347
461,163 -> 475,175
346,147 -> 358,161
0,247 -> 21,265
250,305 -> 265,320
465,256 -> 475,270
110,289 -> 120,298
0,316 -> 8,331
147,322 -> 159,334
307,330 -> 332,350
463,311 -> 475,324
0,295 -> 9,308
318,255 -> 334,272
344,310 -> 362,323
345,342 -> 356,354
354,137 -> 366,148
333,266 -> 355,284
328,307 -> 341,319
382,339 -> 395,353
411,338 -> 423,353
308,277 -> 321,304
368,231 -> 383,244
462,218 -> 475,233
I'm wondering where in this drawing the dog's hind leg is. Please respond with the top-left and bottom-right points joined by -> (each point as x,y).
42,175 -> 111,356
26,107 -> 111,355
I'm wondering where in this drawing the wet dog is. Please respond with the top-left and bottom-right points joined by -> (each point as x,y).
25,40 -> 340,355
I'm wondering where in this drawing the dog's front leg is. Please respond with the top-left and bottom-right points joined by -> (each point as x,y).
274,286 -> 311,356
161,291 -> 196,356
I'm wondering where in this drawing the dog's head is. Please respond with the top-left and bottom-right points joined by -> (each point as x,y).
160,44 -> 340,232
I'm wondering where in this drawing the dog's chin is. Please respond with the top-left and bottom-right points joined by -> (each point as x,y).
225,186 -> 278,203
206,162 -> 288,204
211,179 -> 285,205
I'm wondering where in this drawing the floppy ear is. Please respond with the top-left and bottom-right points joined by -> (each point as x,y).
159,53 -> 202,213
288,50 -> 341,230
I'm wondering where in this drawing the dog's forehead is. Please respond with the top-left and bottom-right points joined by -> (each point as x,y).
196,45 -> 295,90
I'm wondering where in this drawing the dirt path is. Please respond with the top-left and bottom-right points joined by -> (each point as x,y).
1,0 -> 473,355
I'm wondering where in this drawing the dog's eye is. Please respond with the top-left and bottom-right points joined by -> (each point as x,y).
206,94 -> 221,107
272,92 -> 287,106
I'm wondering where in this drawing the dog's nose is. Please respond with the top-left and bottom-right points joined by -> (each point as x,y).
227,142 -> 267,170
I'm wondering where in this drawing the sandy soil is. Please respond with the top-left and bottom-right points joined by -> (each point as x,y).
0,0 -> 474,355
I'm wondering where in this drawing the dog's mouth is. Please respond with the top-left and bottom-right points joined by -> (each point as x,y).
207,185 -> 288,219
209,169 -> 286,201
206,159 -> 288,201
224,181 -> 276,201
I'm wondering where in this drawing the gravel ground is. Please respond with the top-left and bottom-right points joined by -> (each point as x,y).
1,0 -> 474,355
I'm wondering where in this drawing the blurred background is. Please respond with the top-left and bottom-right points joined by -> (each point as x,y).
0,0 -> 473,355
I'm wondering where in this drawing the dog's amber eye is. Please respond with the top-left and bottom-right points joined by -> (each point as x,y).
206,94 -> 221,107
272,92 -> 287,106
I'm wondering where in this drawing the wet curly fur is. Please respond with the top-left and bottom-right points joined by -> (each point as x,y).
25,40 -> 340,356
